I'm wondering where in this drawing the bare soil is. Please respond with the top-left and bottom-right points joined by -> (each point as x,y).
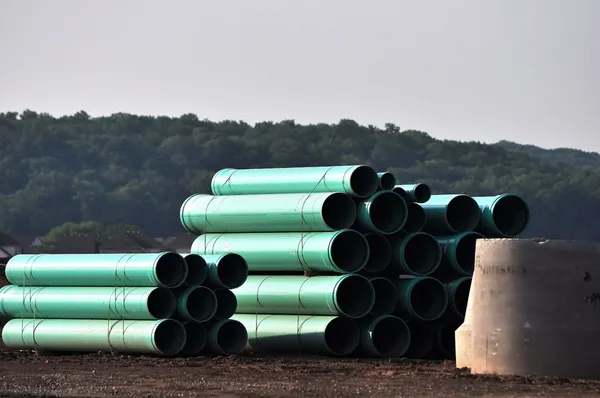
0,349 -> 599,397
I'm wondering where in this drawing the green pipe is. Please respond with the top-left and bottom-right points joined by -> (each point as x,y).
362,233 -> 392,273
391,186 -> 407,199
426,322 -> 457,360
421,194 -> 481,234
377,172 -> 396,190
389,232 -> 442,276
404,321 -> 435,359
2,318 -> 186,356
211,165 -> 379,198
180,192 -> 357,234
205,318 -> 248,355
395,183 -> 431,203
182,254 -> 208,286
180,321 -> 207,356
368,277 -> 398,316
233,274 -> 375,319
473,194 -> 530,237
357,315 -> 410,358
233,314 -> 360,356
5,252 -> 187,288
197,253 -> 248,289
402,202 -> 427,233
213,288 -> 237,320
445,277 -> 472,320
0,286 -> 176,320
172,286 -> 217,323
192,230 -> 369,274
356,191 -> 407,234
437,232 -> 484,276
394,277 -> 448,321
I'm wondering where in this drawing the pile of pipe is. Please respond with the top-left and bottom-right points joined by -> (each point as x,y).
0,251 -> 249,356
181,165 -> 530,358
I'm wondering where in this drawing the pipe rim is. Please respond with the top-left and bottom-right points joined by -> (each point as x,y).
213,319 -> 248,355
324,317 -> 360,356
378,172 -> 397,191
329,230 -> 370,273
147,288 -> 177,319
181,321 -> 207,356
402,202 -> 427,233
407,277 -> 448,321
405,322 -> 435,359
183,254 -> 208,286
449,277 -> 472,319
179,193 -> 202,233
368,277 -> 399,317
152,319 -> 187,356
184,286 -> 218,322
489,194 -> 530,237
320,193 -> 358,230
370,315 -> 411,357
215,253 -> 248,289
412,183 -> 432,203
348,165 -> 379,198
213,288 -> 238,320
333,274 -> 375,318
452,232 -> 484,274
402,233 -> 442,276
153,252 -> 188,288
367,191 -> 408,234
362,233 -> 392,273
446,195 -> 481,233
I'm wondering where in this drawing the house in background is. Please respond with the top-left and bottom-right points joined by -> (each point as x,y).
14,235 -> 44,254
0,232 -> 22,262
162,232 -> 197,253
99,230 -> 166,253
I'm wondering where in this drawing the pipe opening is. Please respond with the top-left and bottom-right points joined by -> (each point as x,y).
183,254 -> 208,286
371,316 -> 410,357
349,165 -> 379,198
413,184 -> 432,203
331,231 -> 369,272
217,254 -> 248,289
409,278 -> 447,321
446,196 -> 481,233
363,234 -> 392,273
213,288 -> 237,320
403,233 -> 442,275
452,279 -> 471,318
324,317 -> 360,356
334,275 -> 375,318
181,322 -> 207,356
438,324 -> 456,358
405,322 -> 435,359
368,191 -> 407,234
402,203 -> 426,233
153,319 -> 187,356
155,252 -> 188,288
147,288 -> 177,319
392,186 -> 407,200
215,319 -> 247,355
186,287 -> 218,322
454,233 -> 481,274
492,195 -> 530,236
378,172 -> 397,191
321,193 -> 357,230
369,278 -> 398,316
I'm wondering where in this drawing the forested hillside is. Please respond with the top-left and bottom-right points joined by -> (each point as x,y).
495,140 -> 600,171
0,110 -> 598,241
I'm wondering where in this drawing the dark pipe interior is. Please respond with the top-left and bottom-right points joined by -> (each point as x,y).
409,278 -> 447,321
413,184 -> 432,203
181,322 -> 207,356
452,279 -> 472,318
446,196 -> 481,233
454,233 -> 481,274
183,254 -> 208,286
213,288 -> 238,320
369,192 -> 407,233
147,288 -> 177,319
331,231 -> 369,272
372,316 -> 410,357
186,287 -> 217,322
492,195 -> 530,236
216,320 -> 248,355
153,319 -> 187,356
155,252 -> 188,288
217,254 -> 248,289
349,165 -> 379,198
438,324 -> 456,359
369,278 -> 398,316
402,203 -> 427,233
379,172 -> 397,191
322,193 -> 357,230
403,234 -> 442,275
392,186 -> 408,200
335,275 -> 374,318
405,322 -> 435,359
324,317 -> 360,355
363,234 -> 392,273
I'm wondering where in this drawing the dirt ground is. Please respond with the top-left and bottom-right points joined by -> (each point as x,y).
0,350 -> 599,397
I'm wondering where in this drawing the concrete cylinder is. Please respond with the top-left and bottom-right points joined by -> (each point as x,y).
469,238 -> 600,379
454,264 -> 478,368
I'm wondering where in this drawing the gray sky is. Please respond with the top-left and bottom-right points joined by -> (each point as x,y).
1,0 -> 598,151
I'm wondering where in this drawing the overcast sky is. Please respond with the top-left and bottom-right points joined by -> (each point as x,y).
1,0 -> 598,151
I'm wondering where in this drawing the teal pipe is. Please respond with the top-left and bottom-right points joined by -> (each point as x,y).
389,232 -> 442,276
395,183 -> 432,203
233,314 -> 360,356
211,165 -> 379,198
429,322 -> 457,359
5,252 -> 187,288
180,321 -> 207,356
180,192 -> 357,234
421,194 -> 481,234
197,254 -> 248,289
2,318 -> 186,356
394,277 -> 448,321
437,232 -> 484,276
191,230 -> 369,274
213,288 -> 237,320
404,321 -> 435,359
233,274 -> 375,319
402,202 -> 427,233
182,254 -> 208,286
377,172 -> 397,190
172,286 -> 217,322
445,277 -> 472,320
0,286 -> 176,320
356,191 -> 407,234
368,277 -> 398,316
357,315 -> 410,358
362,233 -> 392,273
205,319 -> 248,355
473,194 -> 530,237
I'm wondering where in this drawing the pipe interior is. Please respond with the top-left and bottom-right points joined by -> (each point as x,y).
454,234 -> 480,274
409,278 -> 447,321
369,192 -> 406,234
402,203 -> 426,233
372,316 -> 410,357
182,322 -> 207,355
379,173 -> 397,191
147,288 -> 177,319
349,165 -> 379,198
438,324 -> 456,359
369,278 -> 398,316
335,275 -> 374,318
183,254 -> 208,286
213,288 -> 238,320
155,252 -> 188,288
322,193 -> 357,230
331,231 -> 369,272
413,184 -> 432,203
363,234 -> 392,273
186,287 -> 217,322
217,254 -> 248,289
446,196 -> 481,233
403,234 -> 441,275
324,317 -> 360,355
216,320 -> 248,355
153,319 -> 187,356
492,195 -> 530,236
392,187 -> 408,200
452,279 -> 472,318
405,322 -> 435,359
